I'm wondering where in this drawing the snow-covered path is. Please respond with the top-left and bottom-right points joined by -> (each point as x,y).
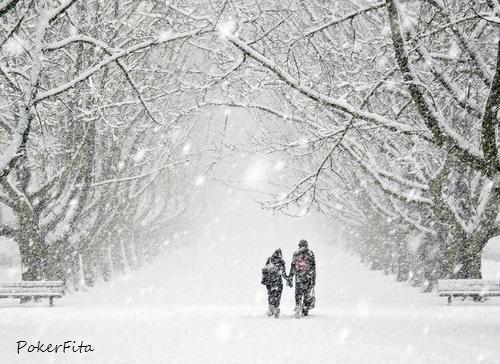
2,234 -> 500,364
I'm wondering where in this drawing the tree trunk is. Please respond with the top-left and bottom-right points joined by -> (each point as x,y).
459,247 -> 482,279
110,239 -> 125,275
47,238 -> 70,281
18,236 -> 49,281
97,242 -> 113,282
456,234 -> 490,279
396,240 -> 410,282
81,244 -> 97,287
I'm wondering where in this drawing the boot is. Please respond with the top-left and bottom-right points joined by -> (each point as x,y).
267,304 -> 275,316
274,307 -> 280,319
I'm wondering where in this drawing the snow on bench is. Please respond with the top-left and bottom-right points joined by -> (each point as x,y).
438,279 -> 500,304
0,281 -> 64,306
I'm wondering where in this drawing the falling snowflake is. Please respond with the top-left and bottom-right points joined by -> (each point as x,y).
133,149 -> 146,163
3,37 -> 25,56
195,175 -> 205,186
218,20 -> 236,39
182,142 -> 191,155
158,30 -> 172,42
274,160 -> 285,171
243,161 -> 266,186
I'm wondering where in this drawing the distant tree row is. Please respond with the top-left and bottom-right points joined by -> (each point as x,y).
206,0 -> 499,287
0,0 -> 223,288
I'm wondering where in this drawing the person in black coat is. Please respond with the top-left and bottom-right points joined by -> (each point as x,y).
287,239 -> 316,318
261,248 -> 288,318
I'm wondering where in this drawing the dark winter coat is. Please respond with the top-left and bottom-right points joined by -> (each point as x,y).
289,247 -> 316,285
261,249 -> 287,287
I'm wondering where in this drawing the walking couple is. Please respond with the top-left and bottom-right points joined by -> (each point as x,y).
261,239 -> 316,319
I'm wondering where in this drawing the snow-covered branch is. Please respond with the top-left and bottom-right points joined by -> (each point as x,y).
226,35 -> 431,140
35,28 -> 206,103
299,1 -> 385,39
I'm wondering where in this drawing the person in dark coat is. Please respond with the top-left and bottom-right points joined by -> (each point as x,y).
261,248 -> 288,318
287,239 -> 316,318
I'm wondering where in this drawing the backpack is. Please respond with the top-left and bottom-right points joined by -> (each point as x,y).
295,252 -> 310,273
261,261 -> 279,285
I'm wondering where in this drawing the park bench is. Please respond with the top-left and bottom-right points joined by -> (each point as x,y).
0,281 -> 64,306
438,279 -> 500,304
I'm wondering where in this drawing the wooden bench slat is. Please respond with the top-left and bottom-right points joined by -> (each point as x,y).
439,289 -> 500,292
439,291 -> 500,296
438,279 -> 499,290
0,289 -> 63,294
0,291 -> 63,295
0,285 -> 64,288
0,286 -> 64,290
0,293 -> 63,297
0,281 -> 63,287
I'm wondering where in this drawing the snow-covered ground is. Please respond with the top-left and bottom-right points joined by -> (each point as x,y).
1,234 -> 500,364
